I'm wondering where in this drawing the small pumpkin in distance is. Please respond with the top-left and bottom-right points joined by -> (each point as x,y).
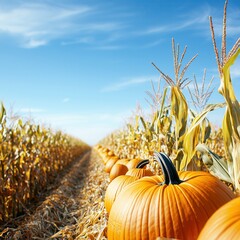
105,157 -> 119,173
198,196 -> 240,240
107,152 -> 235,240
126,159 -> 154,178
116,158 -> 130,166
126,158 -> 141,170
109,164 -> 128,182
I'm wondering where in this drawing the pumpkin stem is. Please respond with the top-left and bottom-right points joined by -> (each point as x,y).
136,159 -> 149,169
154,152 -> 182,185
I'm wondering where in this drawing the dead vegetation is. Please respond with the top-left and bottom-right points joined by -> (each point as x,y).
0,149 -> 109,239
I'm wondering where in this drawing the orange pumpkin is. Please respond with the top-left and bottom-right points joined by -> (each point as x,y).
105,157 -> 119,173
105,159 -> 155,214
104,175 -> 139,213
198,196 -> 239,239
126,159 -> 153,178
109,164 -> 128,182
117,158 -> 129,166
126,158 -> 141,170
107,152 -> 235,240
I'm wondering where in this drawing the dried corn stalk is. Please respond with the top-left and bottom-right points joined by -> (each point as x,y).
208,0 -> 240,191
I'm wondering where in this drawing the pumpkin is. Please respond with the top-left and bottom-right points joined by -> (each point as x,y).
126,158 -> 142,170
105,157 -> 119,173
109,164 -> 128,182
105,160 -> 154,213
104,175 -> 139,213
126,159 -> 154,178
198,196 -> 239,239
117,158 -> 130,166
107,152 -> 235,240
107,150 -> 115,157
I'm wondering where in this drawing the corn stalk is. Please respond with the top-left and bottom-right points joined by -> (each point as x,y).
207,0 -> 240,192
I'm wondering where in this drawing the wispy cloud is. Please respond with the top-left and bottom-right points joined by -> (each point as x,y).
20,108 -> 45,113
101,75 -> 159,92
136,6 -> 211,36
0,2 -> 124,48
137,4 -> 240,38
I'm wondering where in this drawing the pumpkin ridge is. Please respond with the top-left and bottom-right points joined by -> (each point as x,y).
144,185 -> 157,238
123,183 -> 149,239
170,185 -> 187,238
173,184 -> 204,237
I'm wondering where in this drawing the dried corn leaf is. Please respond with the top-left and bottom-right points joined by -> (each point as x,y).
171,86 -> 188,146
220,48 -> 240,190
180,103 -> 225,170
196,143 -> 232,183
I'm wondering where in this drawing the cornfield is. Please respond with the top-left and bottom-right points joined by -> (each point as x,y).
0,104 -> 90,223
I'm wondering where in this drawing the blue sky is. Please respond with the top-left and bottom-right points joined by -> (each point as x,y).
0,0 -> 239,145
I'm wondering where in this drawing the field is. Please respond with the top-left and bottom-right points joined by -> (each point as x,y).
0,150 -> 109,239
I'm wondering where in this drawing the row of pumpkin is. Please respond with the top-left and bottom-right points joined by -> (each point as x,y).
96,145 -> 240,240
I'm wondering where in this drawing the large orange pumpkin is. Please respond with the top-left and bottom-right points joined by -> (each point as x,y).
198,196 -> 240,239
107,152 -> 235,240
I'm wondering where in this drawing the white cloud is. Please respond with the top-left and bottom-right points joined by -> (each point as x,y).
0,2 -> 123,48
23,39 -> 47,48
137,4 -> 240,38
20,108 -> 45,113
136,6 -> 211,36
101,75 -> 159,92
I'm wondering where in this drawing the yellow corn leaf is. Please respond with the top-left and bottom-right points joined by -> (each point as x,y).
0,102 -> 6,123
180,103 -> 225,170
180,125 -> 200,171
171,86 -> 188,146
201,118 -> 211,143
135,115 -> 140,130
222,108 -> 233,161
221,48 -> 240,191
220,48 -> 240,139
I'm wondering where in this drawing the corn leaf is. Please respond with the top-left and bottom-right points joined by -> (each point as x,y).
171,86 -> 188,145
220,48 -> 240,191
180,103 -> 225,170
196,143 -> 232,184
0,102 -> 6,123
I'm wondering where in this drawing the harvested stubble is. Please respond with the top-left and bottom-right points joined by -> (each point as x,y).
0,149 -> 109,239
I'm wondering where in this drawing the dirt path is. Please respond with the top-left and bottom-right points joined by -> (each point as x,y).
0,149 -> 108,240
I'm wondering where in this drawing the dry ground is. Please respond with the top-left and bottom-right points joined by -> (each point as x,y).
0,149 -> 109,240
